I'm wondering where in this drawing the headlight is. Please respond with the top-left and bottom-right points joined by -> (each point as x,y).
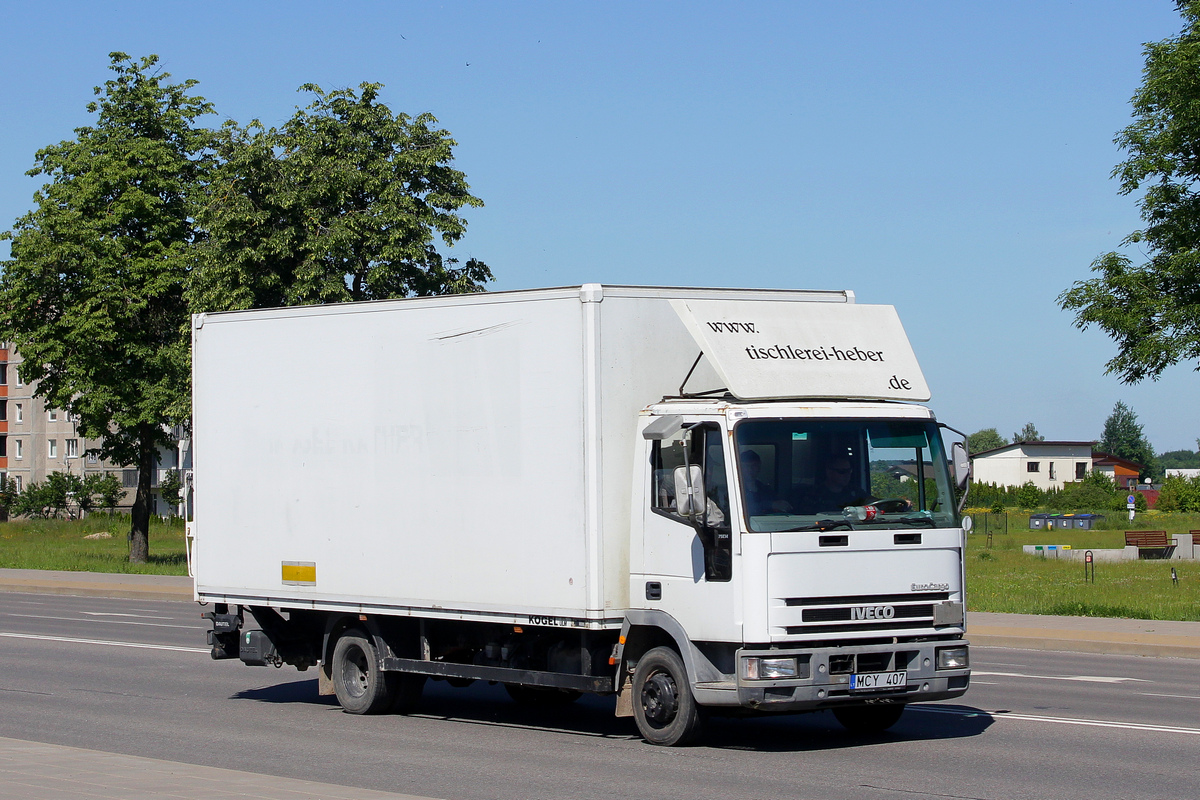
742,656 -> 798,680
936,646 -> 969,670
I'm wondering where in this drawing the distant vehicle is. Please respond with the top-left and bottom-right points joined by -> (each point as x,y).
192,284 -> 972,745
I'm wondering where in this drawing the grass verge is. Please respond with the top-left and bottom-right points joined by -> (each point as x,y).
0,516 -> 187,575
966,512 -> 1200,621
2,513 -> 1199,620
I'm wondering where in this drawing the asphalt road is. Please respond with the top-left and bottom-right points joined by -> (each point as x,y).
1,592 -> 1197,800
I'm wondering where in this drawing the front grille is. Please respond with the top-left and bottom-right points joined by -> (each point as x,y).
779,592 -> 952,636
801,604 -> 933,623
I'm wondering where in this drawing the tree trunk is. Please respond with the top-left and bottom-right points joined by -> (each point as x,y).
128,434 -> 157,563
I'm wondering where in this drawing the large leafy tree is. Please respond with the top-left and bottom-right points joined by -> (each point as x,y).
190,82 -> 491,310
1059,2 -> 1200,382
0,53 -> 214,561
967,428 -> 1008,453
1098,400 -> 1157,477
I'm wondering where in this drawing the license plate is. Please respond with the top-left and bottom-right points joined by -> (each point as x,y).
849,670 -> 907,691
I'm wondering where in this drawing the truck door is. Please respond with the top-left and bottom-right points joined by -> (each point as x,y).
640,422 -> 739,641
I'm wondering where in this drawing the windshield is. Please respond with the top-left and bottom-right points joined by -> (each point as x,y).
734,418 -> 958,532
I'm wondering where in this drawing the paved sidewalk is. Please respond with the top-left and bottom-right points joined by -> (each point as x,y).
968,610 -> 1200,659
0,568 -> 192,602
0,737 -> 438,800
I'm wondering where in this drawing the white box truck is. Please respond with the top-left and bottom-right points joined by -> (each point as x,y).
191,284 -> 972,745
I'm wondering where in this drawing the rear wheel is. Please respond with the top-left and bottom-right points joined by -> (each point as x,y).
332,630 -> 394,714
504,684 -> 582,706
833,703 -> 905,734
632,646 -> 703,746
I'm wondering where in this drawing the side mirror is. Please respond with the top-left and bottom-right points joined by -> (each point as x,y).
673,465 -> 706,518
951,442 -> 970,490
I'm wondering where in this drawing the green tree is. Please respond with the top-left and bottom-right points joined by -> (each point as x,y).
1012,422 -> 1044,443
13,480 -> 52,518
190,82 -> 491,311
1098,401 -> 1157,478
0,53 -> 214,561
1014,481 -> 1044,509
92,472 -> 125,514
159,468 -> 182,514
1052,469 -> 1119,511
1159,448 -> 1200,469
1059,2 -> 1200,382
0,477 -> 18,520
967,428 -> 1007,453
1156,473 -> 1200,511
78,472 -> 117,516
43,472 -> 84,518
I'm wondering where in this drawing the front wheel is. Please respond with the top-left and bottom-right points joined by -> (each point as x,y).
631,646 -> 704,746
833,703 -> 905,734
331,630 -> 394,714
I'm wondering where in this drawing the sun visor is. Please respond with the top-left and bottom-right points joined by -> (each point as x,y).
670,298 -> 930,402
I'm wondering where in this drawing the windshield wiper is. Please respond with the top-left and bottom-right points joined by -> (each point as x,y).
780,519 -> 853,532
824,515 -> 937,529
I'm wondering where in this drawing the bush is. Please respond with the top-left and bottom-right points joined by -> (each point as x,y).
1157,474 -> 1200,512
1014,481 -> 1044,509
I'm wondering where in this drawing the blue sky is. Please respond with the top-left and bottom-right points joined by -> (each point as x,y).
1,1 -> 1195,452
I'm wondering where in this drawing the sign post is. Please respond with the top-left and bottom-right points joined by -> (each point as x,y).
1084,550 -> 1094,583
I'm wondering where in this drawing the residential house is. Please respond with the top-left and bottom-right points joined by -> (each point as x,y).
1091,451 -> 1146,491
970,440 -> 1096,491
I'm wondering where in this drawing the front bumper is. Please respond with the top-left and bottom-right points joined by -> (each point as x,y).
697,638 -> 970,711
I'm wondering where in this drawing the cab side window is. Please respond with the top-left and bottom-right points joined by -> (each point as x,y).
650,424 -> 732,581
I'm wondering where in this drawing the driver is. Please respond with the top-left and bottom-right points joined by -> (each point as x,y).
797,455 -> 915,515
797,455 -> 866,513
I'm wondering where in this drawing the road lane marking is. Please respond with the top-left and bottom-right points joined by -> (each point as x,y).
972,670 -> 1148,684
81,612 -> 172,619
4,613 -> 196,629
1141,692 -> 1200,700
0,632 -> 208,654
913,705 -> 1200,736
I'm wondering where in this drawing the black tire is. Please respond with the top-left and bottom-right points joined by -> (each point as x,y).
332,630 -> 394,715
833,703 -> 905,734
390,673 -> 426,714
631,646 -> 704,746
504,684 -> 582,706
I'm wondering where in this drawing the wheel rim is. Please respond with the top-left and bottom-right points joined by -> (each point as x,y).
341,645 -> 369,699
640,669 -> 679,726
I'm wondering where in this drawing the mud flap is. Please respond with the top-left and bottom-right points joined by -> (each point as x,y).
318,661 -> 335,696
614,676 -> 633,717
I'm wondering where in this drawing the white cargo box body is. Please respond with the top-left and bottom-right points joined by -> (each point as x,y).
192,284 -> 925,626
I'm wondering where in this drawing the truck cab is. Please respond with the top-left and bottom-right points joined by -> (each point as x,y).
621,399 -> 970,744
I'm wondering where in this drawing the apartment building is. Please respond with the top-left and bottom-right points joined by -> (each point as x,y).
1,344 -> 186,515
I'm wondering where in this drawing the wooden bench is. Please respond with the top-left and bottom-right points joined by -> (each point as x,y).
1125,530 -> 1176,559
